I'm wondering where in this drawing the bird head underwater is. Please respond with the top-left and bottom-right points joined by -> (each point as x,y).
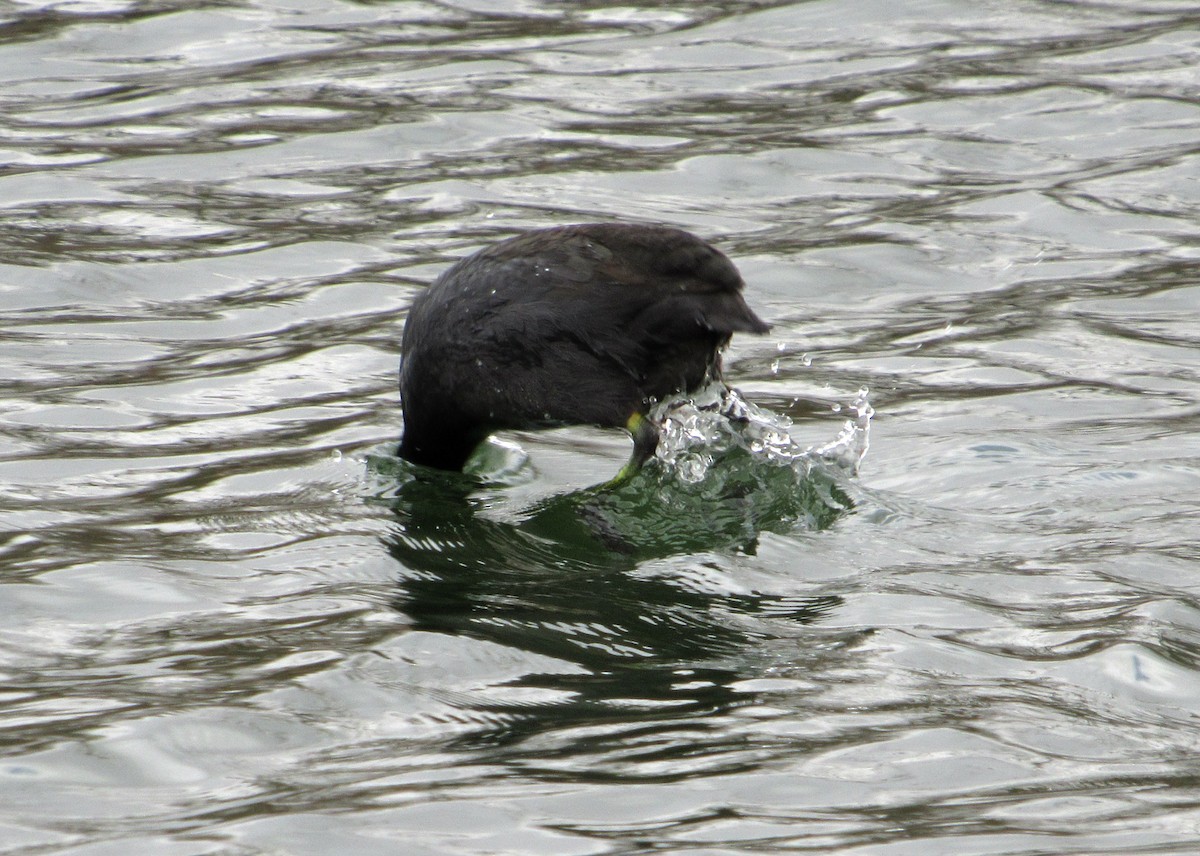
397,223 -> 770,476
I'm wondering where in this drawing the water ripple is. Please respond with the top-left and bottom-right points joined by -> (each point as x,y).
1,0 -> 1199,853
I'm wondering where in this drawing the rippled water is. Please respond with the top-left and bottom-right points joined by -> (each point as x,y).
2,1 -> 1199,853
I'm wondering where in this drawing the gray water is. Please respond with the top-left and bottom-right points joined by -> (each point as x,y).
2,1 -> 1199,853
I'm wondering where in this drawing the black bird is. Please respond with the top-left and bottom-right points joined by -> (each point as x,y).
398,223 -> 770,473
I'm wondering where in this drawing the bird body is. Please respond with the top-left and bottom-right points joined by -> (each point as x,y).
399,224 -> 769,471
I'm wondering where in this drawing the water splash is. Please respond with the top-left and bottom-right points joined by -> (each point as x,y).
370,386 -> 871,563
652,384 -> 873,483
808,387 -> 874,475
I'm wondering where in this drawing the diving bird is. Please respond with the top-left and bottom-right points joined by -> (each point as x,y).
398,223 -> 770,472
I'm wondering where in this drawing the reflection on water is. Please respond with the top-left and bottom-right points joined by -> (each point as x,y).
2,0 -> 1199,853
380,447 -> 851,768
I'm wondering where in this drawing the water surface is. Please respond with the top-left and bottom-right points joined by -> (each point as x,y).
2,1 -> 1199,853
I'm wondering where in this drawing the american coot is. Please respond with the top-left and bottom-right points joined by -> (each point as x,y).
398,223 -> 770,472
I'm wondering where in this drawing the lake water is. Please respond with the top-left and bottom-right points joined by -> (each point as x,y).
2,1 -> 1199,853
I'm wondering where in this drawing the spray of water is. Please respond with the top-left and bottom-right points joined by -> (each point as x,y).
371,384 -> 871,557
651,383 -> 873,484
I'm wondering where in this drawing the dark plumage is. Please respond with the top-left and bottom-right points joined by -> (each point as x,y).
398,223 -> 770,471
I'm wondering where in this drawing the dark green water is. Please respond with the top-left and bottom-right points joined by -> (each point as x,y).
2,1 -> 1198,853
